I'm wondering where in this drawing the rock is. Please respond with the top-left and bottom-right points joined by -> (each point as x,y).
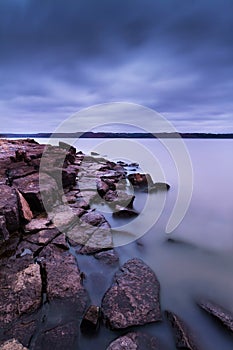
78,224 -> 113,255
24,216 -> 54,233
94,249 -> 119,265
0,339 -> 28,350
165,311 -> 199,350
26,228 -> 60,246
80,305 -> 100,332
147,182 -> 170,192
127,173 -> 153,188
96,179 -> 109,197
38,245 -> 88,312
13,173 -> 59,212
59,141 -> 76,155
81,210 -> 108,227
34,322 -> 78,350
16,190 -> 33,222
0,185 -> 19,233
198,300 -> 233,333
0,215 -> 9,242
113,206 -> 138,218
52,233 -> 69,250
106,332 -> 159,350
0,263 -> 42,326
102,258 -> 161,329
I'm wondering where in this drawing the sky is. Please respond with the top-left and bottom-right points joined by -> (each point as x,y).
0,0 -> 233,133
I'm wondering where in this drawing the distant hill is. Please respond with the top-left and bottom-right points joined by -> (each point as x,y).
1,132 -> 233,139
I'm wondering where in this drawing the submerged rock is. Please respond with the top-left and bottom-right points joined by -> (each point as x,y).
165,311 -> 199,350
102,258 -> 161,329
106,332 -> 159,350
198,300 -> 233,333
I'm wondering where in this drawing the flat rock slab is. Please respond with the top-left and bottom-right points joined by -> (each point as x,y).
0,339 -> 28,350
166,311 -> 199,350
38,246 -> 88,313
102,258 -> 161,329
0,263 -> 42,326
198,300 -> 233,333
106,332 -> 159,350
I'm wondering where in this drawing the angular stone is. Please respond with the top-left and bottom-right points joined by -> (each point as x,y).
13,173 -> 58,212
165,311 -> 199,350
94,249 -> 119,265
102,258 -> 161,329
0,339 -> 28,350
106,332 -> 159,350
198,300 -> 233,333
39,246 -> 88,312
80,305 -> 100,332
128,173 -> 153,188
80,210 -> 108,227
79,225 -> 113,254
16,190 -> 33,222
24,216 -> 54,233
113,206 -> 138,218
0,263 -> 42,326
0,185 -> 19,233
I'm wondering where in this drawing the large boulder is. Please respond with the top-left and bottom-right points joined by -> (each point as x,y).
102,258 -> 161,329
127,173 -> 153,188
106,332 -> 159,350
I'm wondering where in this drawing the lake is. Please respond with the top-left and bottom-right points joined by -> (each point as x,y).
34,137 -> 233,349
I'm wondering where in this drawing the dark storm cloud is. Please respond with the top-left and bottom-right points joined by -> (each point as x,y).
0,0 -> 233,132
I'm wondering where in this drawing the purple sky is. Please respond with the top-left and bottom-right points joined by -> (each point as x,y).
0,0 -> 233,133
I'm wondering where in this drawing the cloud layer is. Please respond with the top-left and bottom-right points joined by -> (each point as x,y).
0,0 -> 233,132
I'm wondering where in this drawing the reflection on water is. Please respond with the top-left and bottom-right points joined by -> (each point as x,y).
36,138 -> 233,349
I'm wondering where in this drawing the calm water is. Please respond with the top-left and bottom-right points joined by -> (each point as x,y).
36,138 -> 233,349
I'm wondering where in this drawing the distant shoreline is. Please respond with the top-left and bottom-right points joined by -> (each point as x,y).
1,132 -> 233,139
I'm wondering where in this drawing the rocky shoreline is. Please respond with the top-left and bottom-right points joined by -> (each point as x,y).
0,139 -> 232,350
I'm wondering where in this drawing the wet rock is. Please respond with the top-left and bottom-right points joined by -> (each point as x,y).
34,322 -> 78,350
13,173 -> 59,212
147,182 -> 170,192
0,339 -> 28,350
128,173 -> 153,188
0,185 -> 19,233
96,179 -> 109,197
80,305 -> 100,332
0,263 -> 42,326
81,210 -> 109,227
39,245 -> 88,312
52,233 -> 69,250
198,300 -> 233,333
113,205 -> 138,218
106,332 -> 159,350
16,190 -> 33,222
102,258 -> 161,329
165,311 -> 199,350
94,249 -> 119,265
78,224 -> 113,255
2,319 -> 37,349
